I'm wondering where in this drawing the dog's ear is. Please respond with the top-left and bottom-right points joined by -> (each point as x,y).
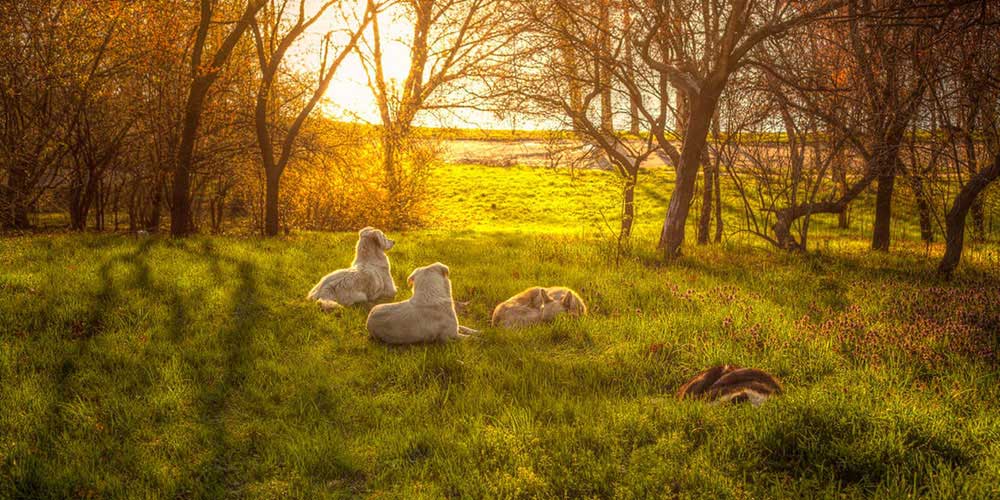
561,293 -> 574,308
538,288 -> 552,303
379,232 -> 394,250
434,263 -> 449,278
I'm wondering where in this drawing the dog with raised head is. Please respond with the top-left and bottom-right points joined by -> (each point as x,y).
676,365 -> 782,406
366,262 -> 479,344
491,286 -> 587,328
307,227 -> 397,310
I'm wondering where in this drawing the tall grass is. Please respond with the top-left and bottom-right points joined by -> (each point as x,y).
1,163 -> 998,497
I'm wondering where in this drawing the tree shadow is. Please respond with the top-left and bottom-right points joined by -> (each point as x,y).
15,237 -> 270,496
190,256 -> 260,496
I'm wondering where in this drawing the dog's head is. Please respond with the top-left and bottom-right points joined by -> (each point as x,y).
552,289 -> 585,316
559,291 -> 580,314
358,227 -> 394,252
538,289 -> 569,321
407,262 -> 449,287
406,262 -> 453,302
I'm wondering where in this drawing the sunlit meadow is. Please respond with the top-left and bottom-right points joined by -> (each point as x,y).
3,0 -> 1000,498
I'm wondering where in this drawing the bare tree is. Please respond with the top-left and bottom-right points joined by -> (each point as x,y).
0,1 -> 88,229
170,0 -> 267,237
354,0 -> 515,218
934,1 -> 1000,276
635,0 -> 846,258
763,1 -> 932,250
509,0 -> 658,242
250,0 -> 373,236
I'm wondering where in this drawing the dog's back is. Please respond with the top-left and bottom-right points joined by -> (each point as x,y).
367,299 -> 458,344
308,228 -> 396,309
492,302 -> 541,327
677,365 -> 782,405
308,267 -> 363,300
505,287 -> 548,308
367,262 -> 466,344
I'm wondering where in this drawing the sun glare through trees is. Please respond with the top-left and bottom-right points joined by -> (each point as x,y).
2,0 -> 1000,497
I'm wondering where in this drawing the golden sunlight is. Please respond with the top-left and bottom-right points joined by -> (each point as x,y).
298,0 -> 414,123
5,1 -> 1000,495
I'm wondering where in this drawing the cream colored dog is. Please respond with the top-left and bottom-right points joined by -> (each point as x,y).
366,262 -> 479,344
491,288 -> 567,328
491,286 -> 588,327
307,227 -> 397,310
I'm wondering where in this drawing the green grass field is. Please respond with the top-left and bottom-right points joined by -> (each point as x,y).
2,163 -> 999,498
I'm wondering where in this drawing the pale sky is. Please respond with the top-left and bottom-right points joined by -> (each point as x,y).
291,0 -> 527,130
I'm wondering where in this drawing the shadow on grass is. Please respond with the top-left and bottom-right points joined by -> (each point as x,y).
15,237 -> 274,497
191,254 -> 260,496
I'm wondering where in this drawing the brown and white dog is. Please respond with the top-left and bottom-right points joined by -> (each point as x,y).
366,262 -> 479,344
676,365 -> 782,406
307,227 -> 397,310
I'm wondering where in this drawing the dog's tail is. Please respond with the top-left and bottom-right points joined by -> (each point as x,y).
306,282 -> 323,301
315,298 -> 344,312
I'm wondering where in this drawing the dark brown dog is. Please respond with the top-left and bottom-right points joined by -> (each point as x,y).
677,365 -> 782,405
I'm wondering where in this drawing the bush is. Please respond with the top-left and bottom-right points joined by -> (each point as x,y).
280,128 -> 435,232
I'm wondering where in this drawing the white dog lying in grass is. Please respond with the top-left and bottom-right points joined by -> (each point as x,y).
307,227 -> 397,310
366,262 -> 479,344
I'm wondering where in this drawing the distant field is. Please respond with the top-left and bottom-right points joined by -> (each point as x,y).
437,139 -> 676,168
430,163 -> 1000,271
2,163 -> 999,498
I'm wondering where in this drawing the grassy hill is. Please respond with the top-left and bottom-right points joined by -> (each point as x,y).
1,163 -> 999,498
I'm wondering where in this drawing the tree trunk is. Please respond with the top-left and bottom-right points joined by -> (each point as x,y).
658,74 -> 668,131
658,93 -> 717,258
623,4 -> 639,135
774,164 -> 881,250
598,0 -> 612,133
264,169 -> 280,236
95,180 -> 105,232
962,113 -> 986,240
383,135 -> 397,198
2,167 -> 31,229
971,198 -> 985,239
621,170 -> 636,239
939,153 -> 1000,277
68,169 -> 97,231
697,158 -> 713,245
148,182 -> 163,232
659,164 -> 698,257
69,191 -> 87,231
171,0 -> 265,236
871,170 -> 895,251
834,151 -> 850,229
909,174 -> 934,243
171,78 -> 212,236
713,154 -> 723,243
210,193 -> 226,234
128,188 -> 138,232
